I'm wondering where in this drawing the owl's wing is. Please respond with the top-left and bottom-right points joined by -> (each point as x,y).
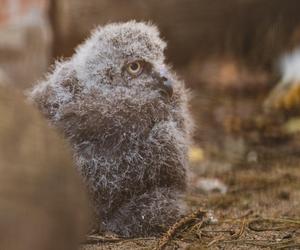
29,60 -> 80,120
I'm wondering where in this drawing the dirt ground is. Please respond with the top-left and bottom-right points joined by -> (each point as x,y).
81,159 -> 300,249
81,146 -> 300,249
80,68 -> 300,249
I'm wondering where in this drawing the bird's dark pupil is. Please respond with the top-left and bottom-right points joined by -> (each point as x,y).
130,63 -> 139,71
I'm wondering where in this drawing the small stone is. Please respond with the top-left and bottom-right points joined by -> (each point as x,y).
247,151 -> 258,163
196,178 -> 228,194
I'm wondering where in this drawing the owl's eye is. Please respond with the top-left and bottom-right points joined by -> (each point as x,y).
126,61 -> 144,76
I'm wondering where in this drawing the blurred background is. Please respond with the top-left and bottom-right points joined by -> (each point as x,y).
2,0 -> 300,167
1,1 -> 300,248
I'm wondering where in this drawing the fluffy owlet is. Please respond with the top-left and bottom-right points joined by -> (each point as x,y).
30,21 -> 193,237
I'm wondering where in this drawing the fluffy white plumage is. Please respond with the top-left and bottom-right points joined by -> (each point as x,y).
279,48 -> 300,83
30,21 -> 193,237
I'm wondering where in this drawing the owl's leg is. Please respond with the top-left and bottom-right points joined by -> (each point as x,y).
104,187 -> 186,237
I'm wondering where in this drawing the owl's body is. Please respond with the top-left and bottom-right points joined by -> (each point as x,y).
30,21 -> 193,237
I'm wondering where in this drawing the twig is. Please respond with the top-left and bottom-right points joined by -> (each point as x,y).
231,218 -> 247,239
222,239 -> 296,248
186,219 -> 204,233
201,229 -> 235,234
275,243 -> 300,249
155,208 -> 206,250
84,235 -> 156,245
207,218 -> 247,247
84,235 -> 124,244
248,218 -> 300,232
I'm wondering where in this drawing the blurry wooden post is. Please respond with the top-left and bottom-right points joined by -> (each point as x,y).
0,0 -> 52,89
49,0 -> 149,58
0,84 -> 90,250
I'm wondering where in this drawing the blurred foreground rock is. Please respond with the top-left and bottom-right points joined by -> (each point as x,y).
196,178 -> 228,194
0,84 -> 90,250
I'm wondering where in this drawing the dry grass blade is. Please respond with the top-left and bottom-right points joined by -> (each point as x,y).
275,243 -> 300,249
248,218 -> 300,232
84,235 -> 156,245
231,218 -> 247,239
207,218 -> 247,247
155,208 -> 207,250
222,239 -> 297,248
84,235 -> 125,244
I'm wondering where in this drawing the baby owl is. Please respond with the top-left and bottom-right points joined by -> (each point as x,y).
30,21 -> 193,237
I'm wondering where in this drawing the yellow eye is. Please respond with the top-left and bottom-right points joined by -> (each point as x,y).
126,61 -> 144,76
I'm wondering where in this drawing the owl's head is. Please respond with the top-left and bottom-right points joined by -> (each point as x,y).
31,21 -> 189,146
72,21 -> 174,97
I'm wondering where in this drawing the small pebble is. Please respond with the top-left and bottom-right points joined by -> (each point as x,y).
196,178 -> 228,194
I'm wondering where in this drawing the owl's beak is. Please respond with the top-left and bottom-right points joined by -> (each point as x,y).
152,71 -> 174,98
159,76 -> 173,98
